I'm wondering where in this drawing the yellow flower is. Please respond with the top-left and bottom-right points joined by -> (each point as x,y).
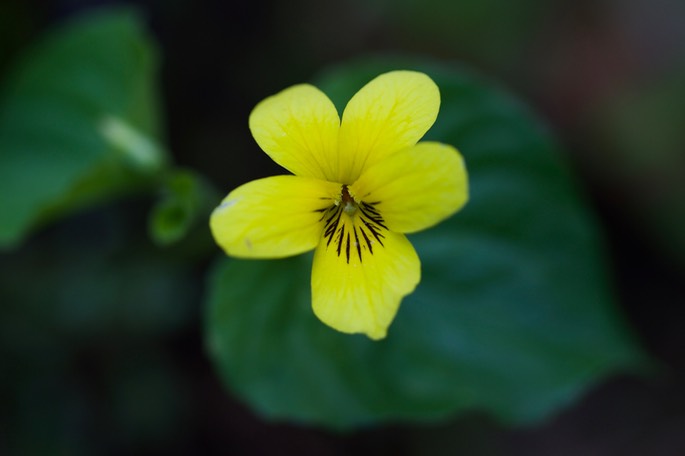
210,71 -> 468,339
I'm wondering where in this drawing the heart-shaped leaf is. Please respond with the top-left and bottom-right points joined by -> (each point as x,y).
206,57 -> 648,429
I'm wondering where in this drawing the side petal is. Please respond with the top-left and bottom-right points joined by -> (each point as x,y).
311,213 -> 420,340
249,84 -> 340,180
336,71 -> 440,183
210,175 -> 340,258
350,142 -> 468,234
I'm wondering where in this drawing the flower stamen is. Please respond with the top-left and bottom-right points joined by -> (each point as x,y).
341,185 -> 357,216
318,185 -> 387,263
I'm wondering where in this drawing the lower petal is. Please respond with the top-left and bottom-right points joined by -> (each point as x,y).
210,175 -> 340,258
311,215 -> 420,339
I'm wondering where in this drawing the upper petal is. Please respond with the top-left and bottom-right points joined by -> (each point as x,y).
311,210 -> 420,340
336,71 -> 440,183
350,142 -> 468,234
249,84 -> 340,180
210,175 -> 340,258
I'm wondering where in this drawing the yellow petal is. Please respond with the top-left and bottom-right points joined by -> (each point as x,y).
350,142 -> 468,234
210,175 -> 340,258
336,71 -> 440,183
249,84 -> 340,181
311,209 -> 420,339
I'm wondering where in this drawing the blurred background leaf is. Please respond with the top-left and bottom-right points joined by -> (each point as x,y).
0,7 -> 166,249
2,0 -> 684,454
360,0 -> 553,73
205,57 -> 648,429
0,202 -> 197,455
586,68 -> 685,268
148,169 -> 220,246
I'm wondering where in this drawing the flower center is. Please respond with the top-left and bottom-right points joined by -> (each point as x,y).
341,185 -> 357,216
316,185 -> 388,264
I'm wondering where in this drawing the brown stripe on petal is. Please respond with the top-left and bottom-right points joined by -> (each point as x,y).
321,185 -> 389,263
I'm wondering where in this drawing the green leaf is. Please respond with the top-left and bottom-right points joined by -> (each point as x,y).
0,7 -> 166,249
205,57 -> 649,429
148,169 -> 219,246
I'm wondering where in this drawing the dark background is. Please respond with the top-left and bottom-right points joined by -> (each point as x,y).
1,0 -> 684,454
